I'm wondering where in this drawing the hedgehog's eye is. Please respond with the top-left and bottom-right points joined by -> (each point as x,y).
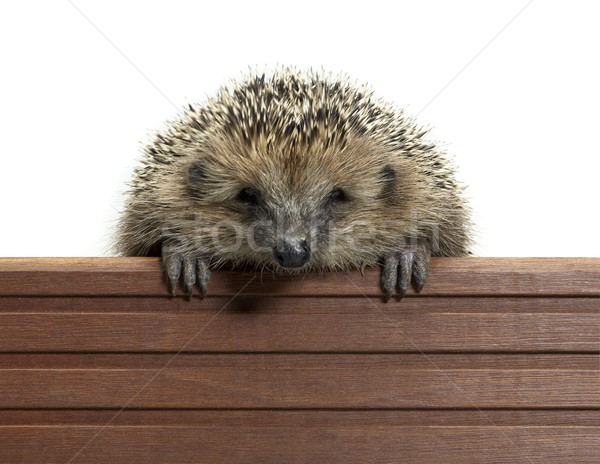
328,188 -> 347,203
237,187 -> 260,205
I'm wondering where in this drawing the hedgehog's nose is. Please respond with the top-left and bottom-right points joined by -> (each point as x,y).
273,238 -> 311,268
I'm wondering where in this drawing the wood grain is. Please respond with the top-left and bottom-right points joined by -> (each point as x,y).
0,354 -> 598,409
1,257 -> 599,296
0,297 -> 598,352
1,425 -> 599,463
3,409 -> 600,426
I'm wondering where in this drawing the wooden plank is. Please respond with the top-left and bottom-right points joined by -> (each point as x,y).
2,409 -> 600,426
1,425 -> 598,463
2,296 -> 599,313
1,257 -> 599,296
0,297 -> 598,352
1,353 -> 595,369
0,354 -> 598,409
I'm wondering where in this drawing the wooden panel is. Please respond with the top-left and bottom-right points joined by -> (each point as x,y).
2,410 -> 599,463
1,257 -> 599,296
0,258 -> 598,462
3,409 -> 600,426
1,425 -> 599,463
0,297 -> 598,352
0,354 -> 598,408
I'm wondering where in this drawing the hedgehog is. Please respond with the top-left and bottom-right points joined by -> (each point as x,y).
115,68 -> 472,300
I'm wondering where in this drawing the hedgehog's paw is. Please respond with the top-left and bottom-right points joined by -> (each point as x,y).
381,241 -> 431,301
162,250 -> 211,300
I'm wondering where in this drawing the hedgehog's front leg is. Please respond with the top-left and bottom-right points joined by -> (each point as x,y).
381,240 -> 431,301
162,248 -> 211,300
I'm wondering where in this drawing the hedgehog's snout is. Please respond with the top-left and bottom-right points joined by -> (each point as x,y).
273,237 -> 311,268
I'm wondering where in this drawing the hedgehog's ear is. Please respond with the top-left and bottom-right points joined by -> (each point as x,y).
378,165 -> 396,201
188,161 -> 206,196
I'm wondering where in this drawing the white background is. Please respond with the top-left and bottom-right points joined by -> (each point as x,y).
1,1 -> 598,257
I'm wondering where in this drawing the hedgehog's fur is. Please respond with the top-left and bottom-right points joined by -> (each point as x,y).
115,68 -> 472,299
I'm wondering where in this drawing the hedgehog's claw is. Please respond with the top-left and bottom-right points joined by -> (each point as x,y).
161,249 -> 211,299
412,254 -> 429,293
183,256 -> 196,300
381,253 -> 399,302
381,241 -> 431,301
359,262 -> 366,277
196,258 -> 210,299
199,282 -> 208,299
398,251 -> 412,298
163,253 -> 183,297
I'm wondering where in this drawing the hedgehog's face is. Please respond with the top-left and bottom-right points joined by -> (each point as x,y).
227,184 -> 351,270
186,138 -> 409,272
189,166 -> 353,270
